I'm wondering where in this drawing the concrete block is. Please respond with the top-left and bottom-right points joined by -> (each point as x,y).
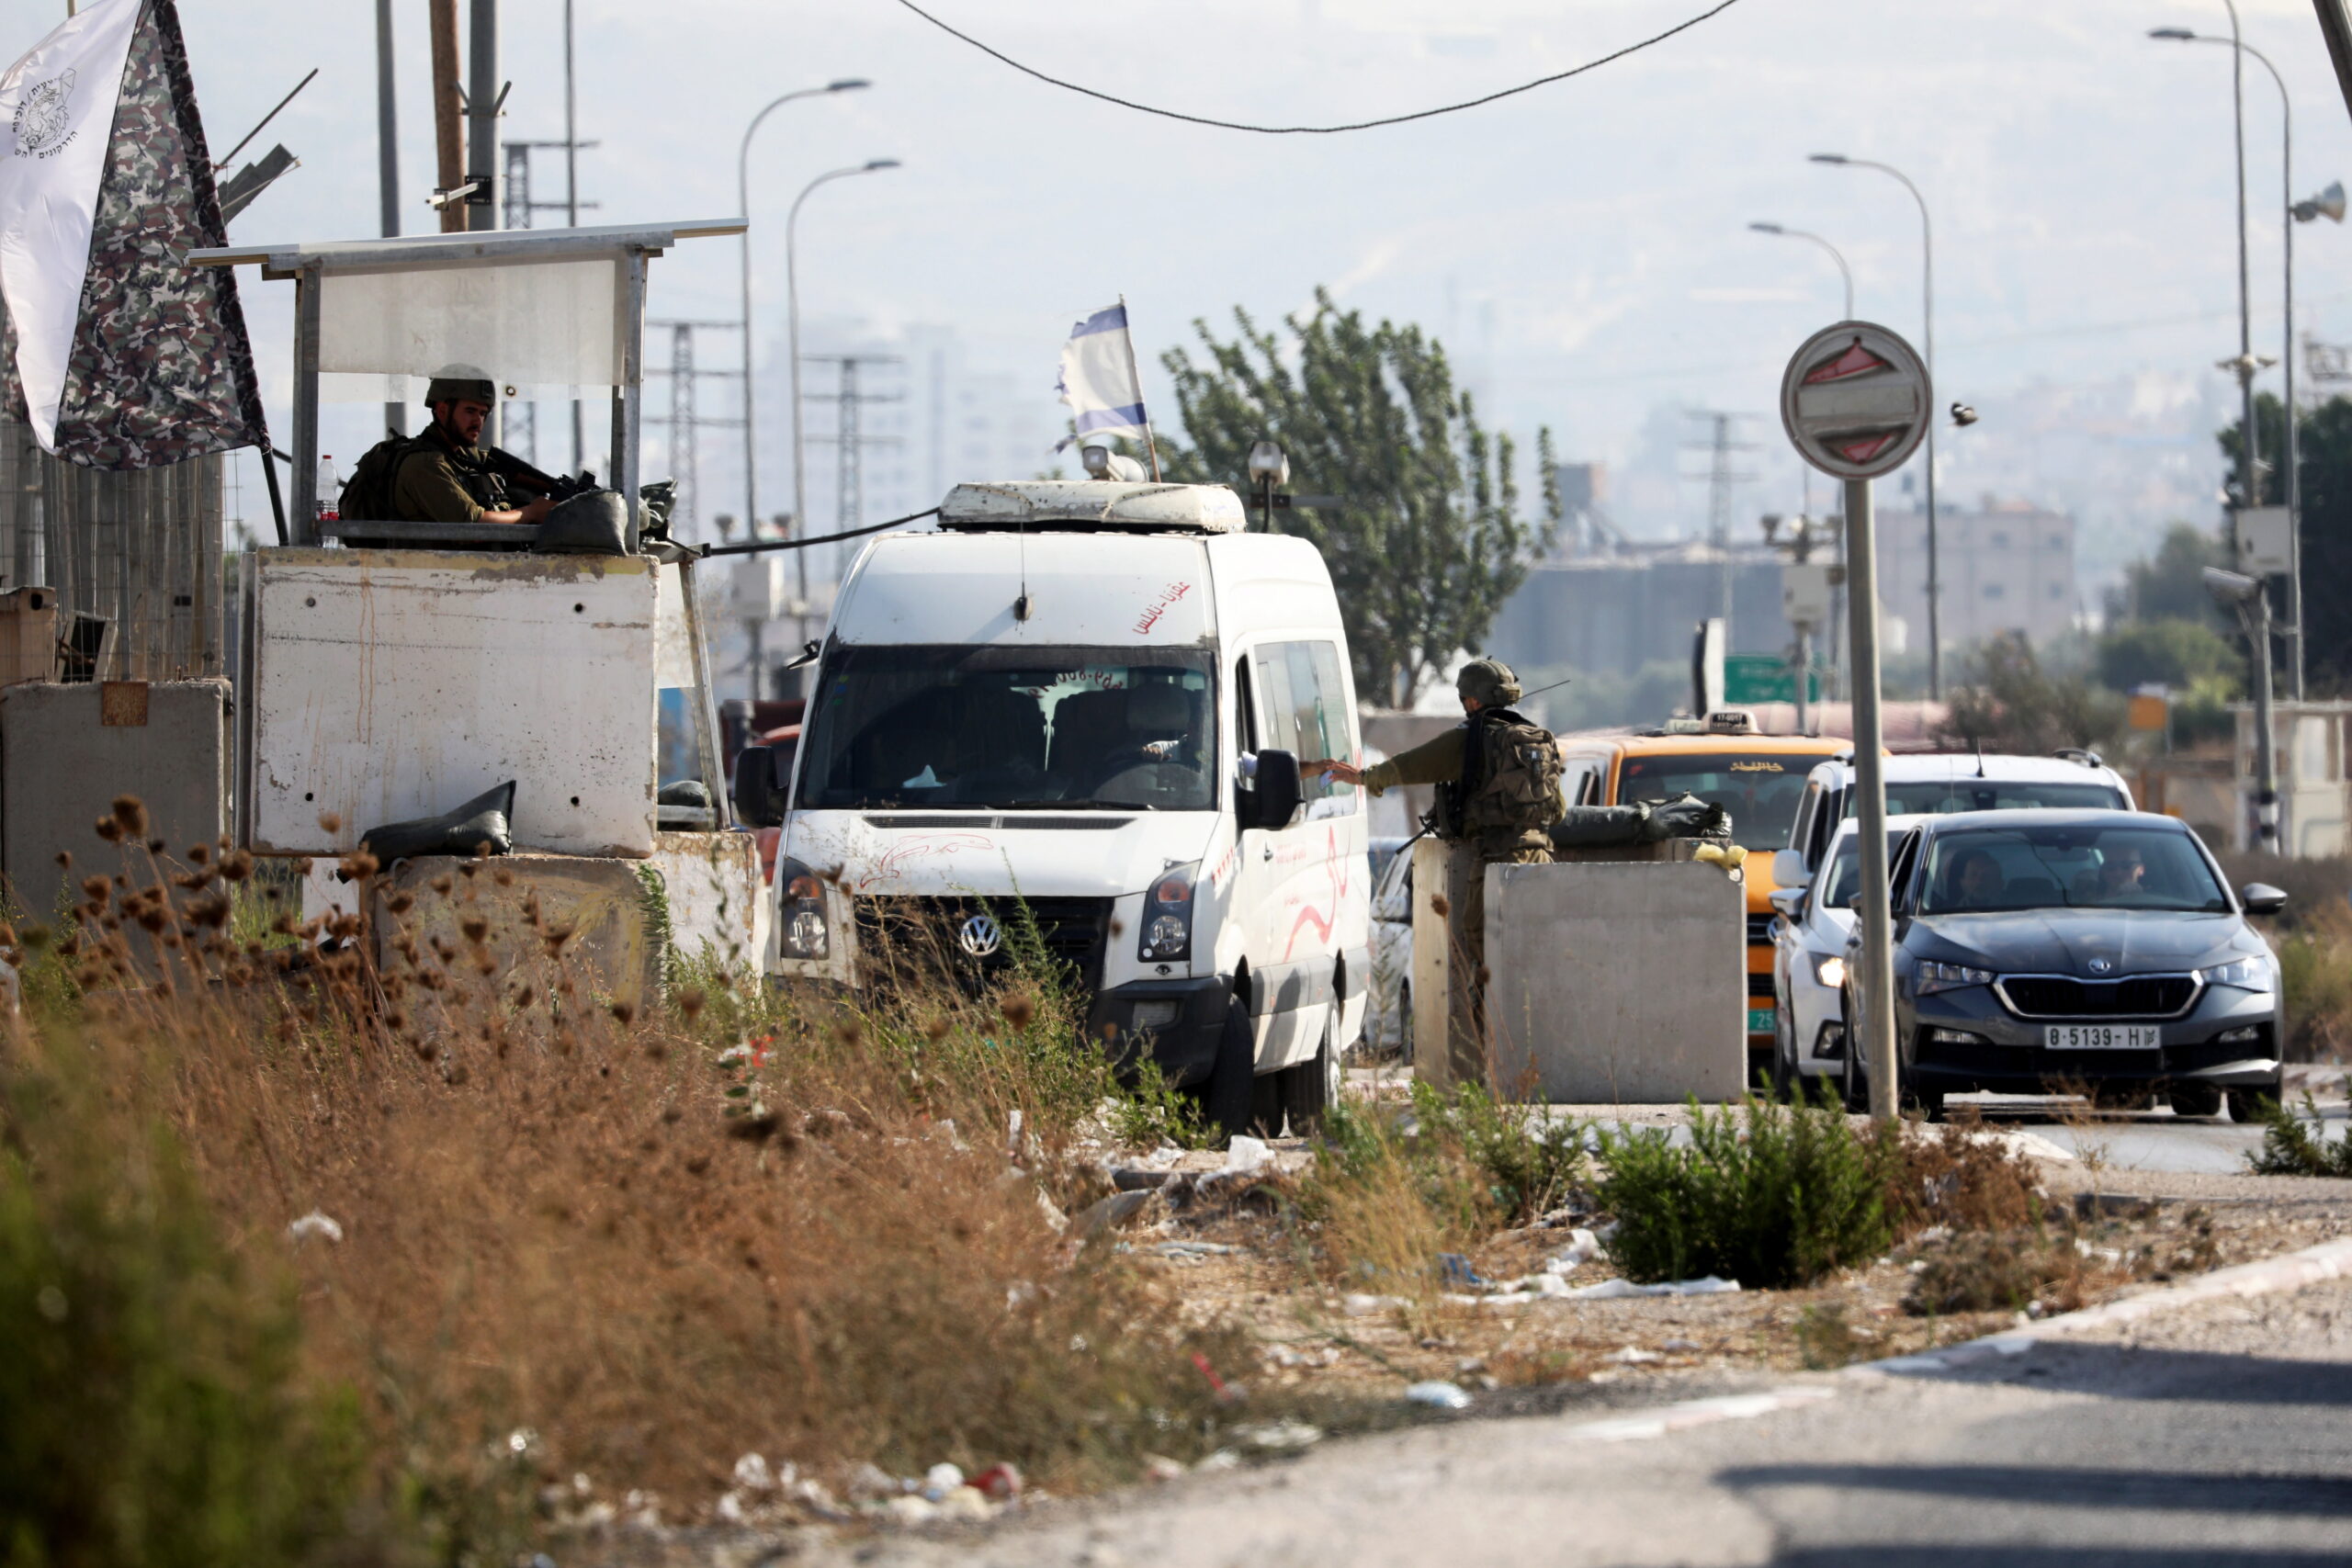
0,588 -> 57,686
1486,860 -> 1747,1104
649,830 -> 765,976
1,679 -> 229,922
247,548 -> 660,859
371,852 -> 665,1020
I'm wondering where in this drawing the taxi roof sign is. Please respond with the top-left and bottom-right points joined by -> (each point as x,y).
1779,321 -> 1931,480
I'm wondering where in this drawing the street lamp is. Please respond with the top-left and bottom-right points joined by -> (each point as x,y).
787,158 -> 901,595
2205,565 -> 2279,852
2150,26 -> 2342,702
1748,221 -> 1854,321
737,78 -> 869,545
1811,152 -> 1942,699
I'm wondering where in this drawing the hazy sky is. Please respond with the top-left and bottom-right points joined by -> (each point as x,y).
124,0 -> 2352,540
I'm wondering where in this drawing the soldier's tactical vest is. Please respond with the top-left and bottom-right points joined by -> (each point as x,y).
1436,707 -> 1566,840
339,433 -> 512,521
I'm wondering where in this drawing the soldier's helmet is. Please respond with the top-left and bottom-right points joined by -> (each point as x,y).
1455,658 -> 1521,707
423,364 -> 497,408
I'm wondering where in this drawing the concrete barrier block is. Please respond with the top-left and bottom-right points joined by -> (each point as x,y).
1,679 -> 229,922
1486,860 -> 1747,1104
372,853 -> 664,1020
649,830 -> 766,976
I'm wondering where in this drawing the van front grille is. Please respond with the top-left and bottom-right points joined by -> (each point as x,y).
854,895 -> 1114,998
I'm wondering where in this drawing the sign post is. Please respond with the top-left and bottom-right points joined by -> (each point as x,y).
1781,321 -> 1931,1122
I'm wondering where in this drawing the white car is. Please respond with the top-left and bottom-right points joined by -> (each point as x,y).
1769,815 -> 1926,1100
1779,750 -> 2135,886
1365,843 -> 1415,1059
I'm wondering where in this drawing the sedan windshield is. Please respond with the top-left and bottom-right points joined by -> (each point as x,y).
1620,753 -> 1809,852
1917,824 -> 2228,915
799,645 -> 1217,811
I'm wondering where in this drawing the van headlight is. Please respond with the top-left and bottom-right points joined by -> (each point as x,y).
1917,961 -> 1994,995
2199,955 -> 2274,992
777,857 -> 830,961
1138,863 -> 1198,962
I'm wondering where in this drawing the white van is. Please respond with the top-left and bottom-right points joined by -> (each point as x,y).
762,479 -> 1372,1134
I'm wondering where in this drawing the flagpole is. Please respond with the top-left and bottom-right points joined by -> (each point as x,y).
1118,294 -> 1161,480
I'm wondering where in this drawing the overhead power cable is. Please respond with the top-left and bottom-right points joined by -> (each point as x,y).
699,507 -> 939,557
887,0 -> 1749,134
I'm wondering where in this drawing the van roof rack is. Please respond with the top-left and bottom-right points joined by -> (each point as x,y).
937,479 -> 1248,535
2052,747 -> 2104,769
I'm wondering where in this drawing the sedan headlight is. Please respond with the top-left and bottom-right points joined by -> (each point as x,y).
1138,862 -> 1198,963
777,857 -> 830,961
2198,955 -> 2274,992
1917,961 -> 1995,995
1813,953 -> 1848,989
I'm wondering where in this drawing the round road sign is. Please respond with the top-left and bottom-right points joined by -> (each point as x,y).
1779,321 -> 1931,481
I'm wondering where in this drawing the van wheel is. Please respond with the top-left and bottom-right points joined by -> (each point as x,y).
1195,987 -> 1256,1143
1276,1018 -> 1340,1136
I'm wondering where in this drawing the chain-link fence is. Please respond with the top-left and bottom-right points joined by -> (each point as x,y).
0,417 -> 225,682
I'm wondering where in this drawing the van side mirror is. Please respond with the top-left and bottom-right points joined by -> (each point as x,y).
1771,848 -> 1806,889
729,742 -> 790,828
1245,750 -> 1304,830
2240,882 -> 2288,917
1768,885 -> 1806,920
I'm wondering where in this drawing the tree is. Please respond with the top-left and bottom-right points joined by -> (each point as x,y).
2094,618 -> 2237,693
1156,288 -> 1557,704
2105,522 -> 2227,627
1939,634 -> 2122,755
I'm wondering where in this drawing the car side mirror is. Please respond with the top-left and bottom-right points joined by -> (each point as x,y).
1245,750 -> 1304,831
1768,886 -> 1806,919
2240,882 -> 2289,917
1771,847 -> 1806,889
729,742 -> 790,829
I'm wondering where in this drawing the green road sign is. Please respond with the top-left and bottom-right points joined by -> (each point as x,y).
1723,654 -> 1822,705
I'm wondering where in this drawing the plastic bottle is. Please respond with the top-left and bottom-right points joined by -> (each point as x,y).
315,455 -> 343,547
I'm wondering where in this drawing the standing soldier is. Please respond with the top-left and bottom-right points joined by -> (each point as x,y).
1323,658 -> 1563,1086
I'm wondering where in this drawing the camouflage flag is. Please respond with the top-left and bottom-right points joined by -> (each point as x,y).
0,0 -> 266,468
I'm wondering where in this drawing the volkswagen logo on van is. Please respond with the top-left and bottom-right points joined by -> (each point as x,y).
957,913 -> 1003,957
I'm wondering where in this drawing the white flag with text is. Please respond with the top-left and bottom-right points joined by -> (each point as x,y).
0,0 -> 139,451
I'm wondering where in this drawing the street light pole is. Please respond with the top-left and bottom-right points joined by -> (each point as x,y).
737,79 -> 871,546
1748,222 -> 1854,321
1811,153 -> 1939,699
786,158 -> 901,602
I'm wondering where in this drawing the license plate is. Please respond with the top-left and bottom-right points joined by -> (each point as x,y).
2043,1024 -> 2161,1050
1747,1007 -> 1776,1035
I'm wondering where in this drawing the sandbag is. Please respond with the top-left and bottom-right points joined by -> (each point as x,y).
1549,804 -> 1654,849
1636,792 -> 1731,842
537,490 -> 634,555
359,780 -> 516,863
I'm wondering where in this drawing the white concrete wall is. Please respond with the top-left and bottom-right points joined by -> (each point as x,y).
650,829 -> 765,976
1486,860 -> 1747,1104
248,549 -> 660,857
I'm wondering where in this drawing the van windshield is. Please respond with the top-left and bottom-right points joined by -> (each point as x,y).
798,645 -> 1218,811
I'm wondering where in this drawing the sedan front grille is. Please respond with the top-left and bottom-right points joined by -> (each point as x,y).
1995,974 -> 2200,1020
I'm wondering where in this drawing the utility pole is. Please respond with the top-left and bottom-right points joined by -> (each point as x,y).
466,0 -> 500,236
375,0 -> 401,438
563,0 -> 583,473
803,353 -> 904,581
647,320 -> 746,544
1686,410 -> 1758,642
429,0 -> 463,234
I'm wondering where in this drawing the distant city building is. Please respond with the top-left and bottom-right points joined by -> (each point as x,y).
1874,497 -> 2079,651
1487,494 -> 2079,679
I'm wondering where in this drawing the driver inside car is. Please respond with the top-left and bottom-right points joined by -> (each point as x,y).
2076,843 -> 2148,901
1947,848 -> 2008,910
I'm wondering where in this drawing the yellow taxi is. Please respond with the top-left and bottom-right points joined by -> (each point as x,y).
1556,716 -> 1849,1080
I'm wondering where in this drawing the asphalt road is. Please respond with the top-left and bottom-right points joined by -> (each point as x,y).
835,1270 -> 2352,1568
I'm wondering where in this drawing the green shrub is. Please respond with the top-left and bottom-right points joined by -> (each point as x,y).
1406,1082 -> 1589,1225
2245,1091 -> 2352,1177
0,1046 -> 365,1568
1597,1094 -> 1896,1288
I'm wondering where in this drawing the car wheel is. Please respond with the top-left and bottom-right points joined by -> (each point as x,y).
1396,983 -> 1415,1066
1838,988 -> 1868,1112
2168,1082 -> 2224,1119
2092,1085 -> 2157,1113
2227,1084 -> 2281,1124
1275,1015 -> 1340,1136
1903,1075 -> 1946,1122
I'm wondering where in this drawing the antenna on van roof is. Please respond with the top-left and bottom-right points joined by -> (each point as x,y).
1974,738 -> 1985,778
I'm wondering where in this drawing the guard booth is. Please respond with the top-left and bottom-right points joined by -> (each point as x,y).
187,220 -> 769,1002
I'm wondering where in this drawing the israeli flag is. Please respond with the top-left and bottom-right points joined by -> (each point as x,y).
1056,301 -> 1148,446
